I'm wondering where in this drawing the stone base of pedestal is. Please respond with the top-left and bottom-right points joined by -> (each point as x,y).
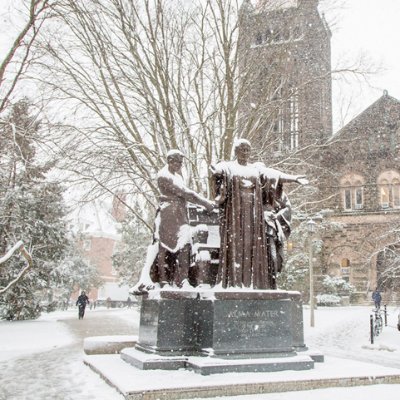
188,354 -> 314,375
121,347 -> 187,370
130,288 -> 317,374
136,290 -> 199,355
121,346 -> 315,375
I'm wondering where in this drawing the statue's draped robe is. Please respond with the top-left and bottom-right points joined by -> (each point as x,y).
213,161 -> 269,289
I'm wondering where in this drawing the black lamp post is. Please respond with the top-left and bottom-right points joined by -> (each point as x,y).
307,218 -> 316,327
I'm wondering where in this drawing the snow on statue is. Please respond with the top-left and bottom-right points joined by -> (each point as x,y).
132,150 -> 215,293
211,139 -> 308,289
132,140 -> 308,294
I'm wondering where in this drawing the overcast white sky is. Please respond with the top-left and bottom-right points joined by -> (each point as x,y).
327,0 -> 400,128
1,0 -> 400,131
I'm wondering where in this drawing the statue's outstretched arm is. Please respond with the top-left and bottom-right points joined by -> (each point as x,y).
261,166 -> 308,185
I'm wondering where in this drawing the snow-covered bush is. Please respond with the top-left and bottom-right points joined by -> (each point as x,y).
316,294 -> 341,306
321,275 -> 355,296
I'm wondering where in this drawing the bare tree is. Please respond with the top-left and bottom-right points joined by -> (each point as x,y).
34,0 -> 379,228
0,0 -> 55,116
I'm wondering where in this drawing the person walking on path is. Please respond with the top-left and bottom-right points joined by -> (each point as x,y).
76,291 -> 90,319
126,296 -> 132,308
372,288 -> 382,309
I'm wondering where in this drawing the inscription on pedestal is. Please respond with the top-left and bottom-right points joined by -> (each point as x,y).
213,300 -> 292,354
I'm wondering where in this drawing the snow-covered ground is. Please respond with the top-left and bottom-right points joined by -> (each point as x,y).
1,304 -> 400,399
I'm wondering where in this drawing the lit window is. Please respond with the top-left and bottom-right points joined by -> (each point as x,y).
377,171 -> 400,208
380,179 -> 390,208
393,179 -> 400,207
341,258 -> 350,276
341,258 -> 350,268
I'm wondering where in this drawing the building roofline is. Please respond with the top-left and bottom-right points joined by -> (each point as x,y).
330,90 -> 400,141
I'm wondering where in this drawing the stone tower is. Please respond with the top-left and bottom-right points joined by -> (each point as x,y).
238,0 -> 332,161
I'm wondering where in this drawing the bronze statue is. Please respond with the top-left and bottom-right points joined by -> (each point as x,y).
211,139 -> 307,289
134,150 -> 214,292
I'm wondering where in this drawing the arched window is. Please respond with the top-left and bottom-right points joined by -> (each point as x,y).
392,179 -> 400,208
380,179 -> 390,208
377,171 -> 400,208
354,180 -> 363,209
340,174 -> 364,211
343,181 -> 352,210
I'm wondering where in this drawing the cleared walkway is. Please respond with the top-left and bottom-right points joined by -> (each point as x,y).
0,307 -> 139,400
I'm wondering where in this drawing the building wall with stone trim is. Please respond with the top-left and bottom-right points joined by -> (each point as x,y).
239,1 -> 400,302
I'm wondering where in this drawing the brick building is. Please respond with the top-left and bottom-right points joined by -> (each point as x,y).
239,0 -> 400,302
319,92 -> 400,301
71,199 -> 130,304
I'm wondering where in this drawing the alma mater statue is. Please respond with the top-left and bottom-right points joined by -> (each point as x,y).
211,139 -> 307,290
132,141 -> 306,293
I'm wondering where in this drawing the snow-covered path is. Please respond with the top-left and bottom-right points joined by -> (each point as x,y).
0,307 -> 140,400
304,305 -> 400,369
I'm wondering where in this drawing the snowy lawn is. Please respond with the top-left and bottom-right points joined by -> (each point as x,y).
0,308 -> 76,362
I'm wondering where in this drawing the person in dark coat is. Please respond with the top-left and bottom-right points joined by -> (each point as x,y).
76,291 -> 90,319
372,288 -> 382,309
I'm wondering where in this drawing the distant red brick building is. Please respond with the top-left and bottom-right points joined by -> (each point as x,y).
71,198 -> 130,303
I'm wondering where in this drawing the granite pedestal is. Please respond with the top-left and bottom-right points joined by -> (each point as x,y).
123,289 -> 317,374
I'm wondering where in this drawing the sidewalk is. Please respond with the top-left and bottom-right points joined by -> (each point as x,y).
0,308 -> 139,400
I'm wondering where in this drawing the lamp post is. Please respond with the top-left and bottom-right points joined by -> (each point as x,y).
307,218 -> 316,327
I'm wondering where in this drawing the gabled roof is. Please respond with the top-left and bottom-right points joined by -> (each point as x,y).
332,91 -> 400,140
